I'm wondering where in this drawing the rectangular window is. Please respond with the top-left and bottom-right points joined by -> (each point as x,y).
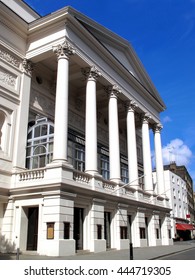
97,224 -> 102,239
168,229 -> 171,239
100,154 -> 110,180
47,222 -> 54,239
74,144 -> 85,171
121,163 -> 129,184
120,226 -> 127,239
139,227 -> 146,239
64,222 -> 70,239
68,139 -> 85,172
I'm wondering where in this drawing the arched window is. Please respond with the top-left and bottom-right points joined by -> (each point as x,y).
26,118 -> 54,169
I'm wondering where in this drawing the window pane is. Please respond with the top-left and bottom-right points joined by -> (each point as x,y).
39,154 -> 46,167
49,142 -> 53,152
50,126 -> 54,134
41,124 -> 47,136
34,126 -> 40,137
32,157 -> 38,169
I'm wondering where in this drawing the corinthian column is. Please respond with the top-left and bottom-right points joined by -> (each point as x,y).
52,41 -> 75,162
82,66 -> 101,175
106,85 -> 121,183
153,124 -> 165,195
126,101 -> 139,189
142,114 -> 153,192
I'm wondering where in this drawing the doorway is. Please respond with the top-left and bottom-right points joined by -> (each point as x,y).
145,217 -> 149,246
26,207 -> 39,250
74,207 -> 84,251
104,212 -> 111,249
128,215 -> 132,242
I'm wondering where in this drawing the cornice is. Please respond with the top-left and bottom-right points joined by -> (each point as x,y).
28,7 -> 70,32
0,2 -> 28,38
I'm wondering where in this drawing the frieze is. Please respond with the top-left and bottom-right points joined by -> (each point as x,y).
68,109 -> 110,145
0,67 -> 16,88
0,48 -> 20,68
30,89 -> 55,117
68,110 -> 85,132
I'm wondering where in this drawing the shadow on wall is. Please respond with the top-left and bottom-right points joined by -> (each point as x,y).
0,233 -> 16,253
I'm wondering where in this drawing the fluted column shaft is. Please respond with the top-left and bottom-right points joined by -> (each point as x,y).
126,102 -> 139,188
142,115 -> 153,191
82,66 -> 101,175
107,85 -> 121,182
153,124 -> 165,195
52,41 -> 75,162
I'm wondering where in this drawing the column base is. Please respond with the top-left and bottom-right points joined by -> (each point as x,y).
110,178 -> 121,184
85,170 -> 100,176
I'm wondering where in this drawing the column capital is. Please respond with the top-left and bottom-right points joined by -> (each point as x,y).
53,40 -> 75,59
22,59 -> 33,76
104,84 -> 121,98
81,65 -> 101,81
142,113 -> 151,124
153,123 -> 163,133
125,100 -> 138,112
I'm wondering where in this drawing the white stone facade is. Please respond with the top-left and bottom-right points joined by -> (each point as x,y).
162,170 -> 192,239
0,0 -> 173,256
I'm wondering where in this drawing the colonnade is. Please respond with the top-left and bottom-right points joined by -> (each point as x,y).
52,40 -> 165,196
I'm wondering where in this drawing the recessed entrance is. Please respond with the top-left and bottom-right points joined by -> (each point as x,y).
74,207 -> 83,251
26,207 -> 39,250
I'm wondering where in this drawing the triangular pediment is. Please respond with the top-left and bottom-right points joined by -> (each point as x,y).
77,22 -> 141,79
68,9 -> 165,109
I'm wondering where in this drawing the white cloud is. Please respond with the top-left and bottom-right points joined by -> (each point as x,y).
162,116 -> 172,123
162,138 -> 192,166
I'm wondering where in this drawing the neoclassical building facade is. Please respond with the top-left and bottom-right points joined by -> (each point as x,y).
0,0 -> 173,256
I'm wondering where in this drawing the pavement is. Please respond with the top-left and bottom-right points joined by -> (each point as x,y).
0,240 -> 195,260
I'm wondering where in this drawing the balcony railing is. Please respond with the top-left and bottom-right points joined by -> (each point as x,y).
73,170 -> 91,184
19,168 -> 46,181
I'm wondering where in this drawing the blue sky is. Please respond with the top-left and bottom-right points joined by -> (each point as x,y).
24,0 -> 195,189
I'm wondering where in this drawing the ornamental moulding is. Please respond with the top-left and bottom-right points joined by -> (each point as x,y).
22,59 -> 33,76
0,48 -> 20,68
104,84 -> 121,97
0,67 -> 17,88
81,65 -> 101,81
53,40 -> 76,58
